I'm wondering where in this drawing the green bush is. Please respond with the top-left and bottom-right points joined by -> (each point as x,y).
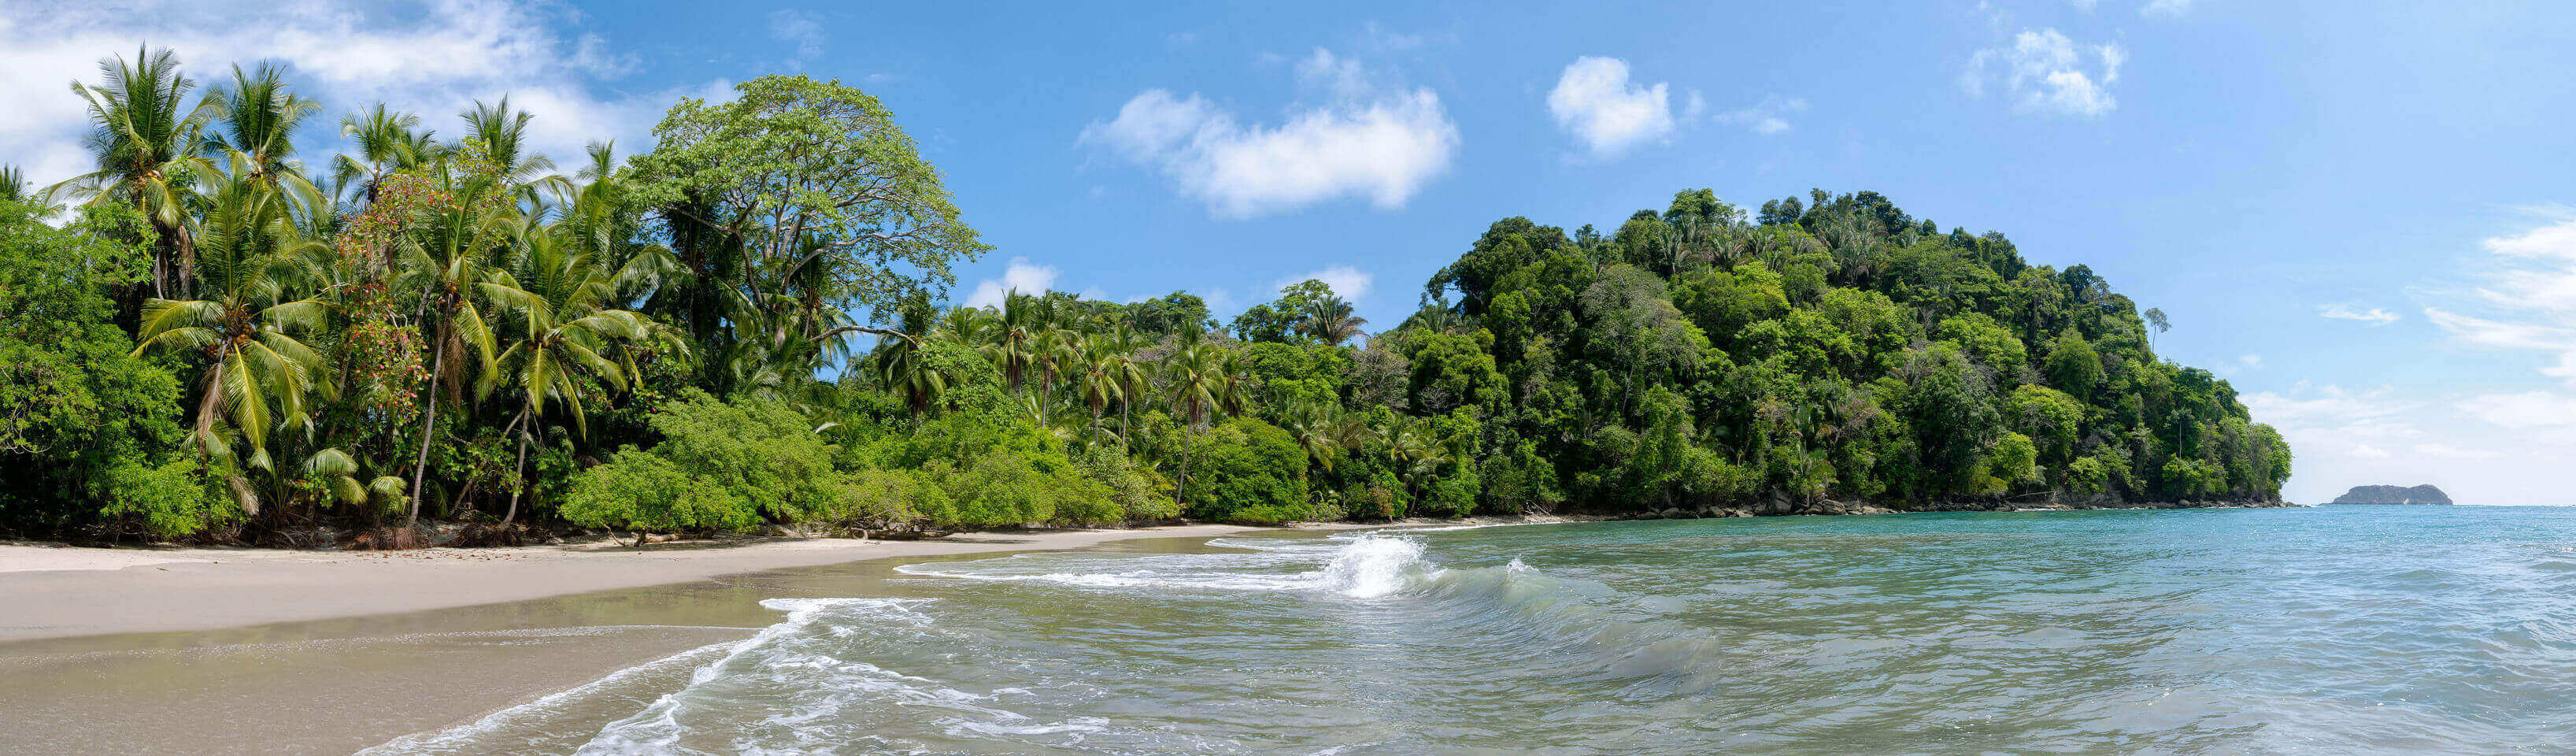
561,391 -> 853,533
98,461 -> 238,539
1180,418 -> 1310,524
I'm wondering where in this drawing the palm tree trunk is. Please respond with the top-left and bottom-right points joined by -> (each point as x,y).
502,410 -> 531,527
406,338 -> 446,527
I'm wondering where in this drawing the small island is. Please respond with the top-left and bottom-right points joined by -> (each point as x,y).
2328,485 -> 2453,506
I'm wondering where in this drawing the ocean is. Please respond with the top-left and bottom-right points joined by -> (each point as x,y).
363,506 -> 2576,755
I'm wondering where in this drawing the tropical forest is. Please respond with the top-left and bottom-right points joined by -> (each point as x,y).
0,48 -> 2289,545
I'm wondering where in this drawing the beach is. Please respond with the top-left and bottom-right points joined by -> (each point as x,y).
0,521 -> 1455,756
0,524 -> 1354,642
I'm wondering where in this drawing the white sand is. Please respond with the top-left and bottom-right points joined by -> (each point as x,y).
0,524 -> 1371,641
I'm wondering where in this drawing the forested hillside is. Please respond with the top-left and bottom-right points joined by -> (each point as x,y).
0,48 -> 2285,544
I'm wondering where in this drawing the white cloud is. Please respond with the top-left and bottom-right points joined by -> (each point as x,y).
1961,28 -> 2124,117
964,257 -> 1059,309
768,9 -> 824,70
1274,265 -> 1373,301
0,0 -> 712,190
2319,304 -> 2401,324
2413,443 -> 2504,460
1714,94 -> 1807,136
2242,383 -> 2415,436
2238,354 -> 2263,369
1546,56 -> 1675,158
2426,211 -> 2576,386
2457,392 -> 2576,429
2142,0 -> 2195,18
2244,383 -> 2430,497
1083,47 -> 1459,219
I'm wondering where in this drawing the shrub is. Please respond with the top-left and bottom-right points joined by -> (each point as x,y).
98,461 -> 237,539
1179,418 -> 1310,524
561,391 -> 848,534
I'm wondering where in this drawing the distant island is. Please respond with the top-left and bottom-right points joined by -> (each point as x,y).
2329,485 -> 2453,506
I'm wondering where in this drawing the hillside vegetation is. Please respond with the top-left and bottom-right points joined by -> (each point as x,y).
0,48 -> 2286,543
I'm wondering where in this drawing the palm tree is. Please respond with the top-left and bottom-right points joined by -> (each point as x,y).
458,97 -> 555,185
291,447 -> 408,517
0,165 -> 28,203
1301,295 -> 1368,346
984,291 -> 1042,393
875,329 -> 949,420
48,46 -> 218,298
1284,400 -> 1350,472
204,63 -> 324,217
394,156 -> 508,522
1160,335 -> 1246,507
1100,324 -> 1153,448
129,169 -> 332,511
936,305 -> 990,346
1072,333 -> 1125,444
333,104 -> 427,205
479,222 -> 653,524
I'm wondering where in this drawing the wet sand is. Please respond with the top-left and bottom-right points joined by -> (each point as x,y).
0,521 -> 1492,755
0,524 -> 1309,642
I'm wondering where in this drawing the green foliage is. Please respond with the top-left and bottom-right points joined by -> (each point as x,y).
630,74 -> 987,321
2044,329 -> 2104,399
10,42 -> 2296,542
0,201 -> 225,536
1180,418 -> 1310,524
99,460 -> 236,538
562,392 -> 856,532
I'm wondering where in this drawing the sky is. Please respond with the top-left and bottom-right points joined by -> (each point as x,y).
4,0 -> 2574,505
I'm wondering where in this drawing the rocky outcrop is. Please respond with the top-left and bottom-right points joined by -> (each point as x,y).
2328,484 -> 2452,506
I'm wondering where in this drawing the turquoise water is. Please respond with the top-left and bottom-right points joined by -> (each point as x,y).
371,506 -> 2576,754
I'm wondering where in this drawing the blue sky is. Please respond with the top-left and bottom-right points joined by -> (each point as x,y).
6,0 -> 2575,504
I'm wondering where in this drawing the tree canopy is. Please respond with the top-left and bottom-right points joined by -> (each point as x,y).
0,47 -> 2288,544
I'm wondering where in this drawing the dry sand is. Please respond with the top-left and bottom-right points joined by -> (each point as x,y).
0,524 -> 1355,642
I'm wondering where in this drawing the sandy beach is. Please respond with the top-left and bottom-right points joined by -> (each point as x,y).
0,521 -> 1506,756
0,524 -> 1384,642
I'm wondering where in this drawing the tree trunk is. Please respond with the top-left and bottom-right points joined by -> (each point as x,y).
502,419 -> 531,527
406,339 -> 446,527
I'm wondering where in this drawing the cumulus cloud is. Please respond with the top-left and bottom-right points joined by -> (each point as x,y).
2426,209 -> 2576,386
1274,265 -> 1372,301
1546,56 -> 1675,158
1714,94 -> 1807,136
1961,28 -> 2124,117
963,257 -> 1060,309
2319,304 -> 2401,324
1082,47 -> 1459,219
2242,383 -> 2412,426
2457,392 -> 2576,430
768,9 -> 825,70
0,0 -> 712,189
2142,0 -> 2195,17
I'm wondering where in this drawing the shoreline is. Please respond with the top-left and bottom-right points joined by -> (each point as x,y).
0,523 -> 1319,642
0,517 -> 1562,643
0,501 -> 2303,642
0,517 -> 1549,756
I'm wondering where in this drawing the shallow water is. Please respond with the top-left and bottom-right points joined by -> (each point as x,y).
365,506 -> 2576,754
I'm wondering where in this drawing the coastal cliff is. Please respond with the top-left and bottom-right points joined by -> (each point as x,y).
2329,485 -> 2452,506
